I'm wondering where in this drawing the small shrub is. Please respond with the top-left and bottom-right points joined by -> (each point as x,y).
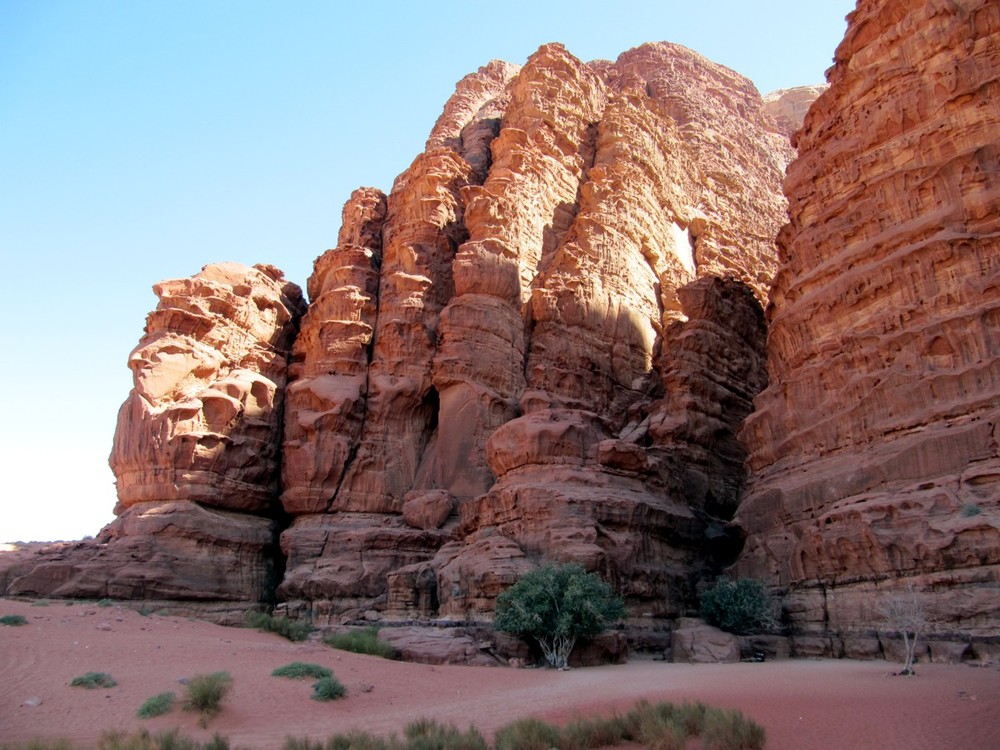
97,598 -> 114,608
0,614 -> 28,626
70,671 -> 117,689
311,675 -> 347,702
494,563 -> 627,668
323,627 -> 395,658
183,672 -> 232,721
700,578 -> 776,635
245,611 -> 313,642
137,691 -> 176,718
961,503 -> 982,517
492,717 -> 561,750
272,662 -> 332,680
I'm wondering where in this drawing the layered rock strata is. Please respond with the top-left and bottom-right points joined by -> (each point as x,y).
280,42 -> 793,623
762,85 -> 829,138
6,263 -> 305,618
735,0 -> 1000,649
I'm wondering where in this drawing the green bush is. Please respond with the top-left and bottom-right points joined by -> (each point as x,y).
183,672 -> 232,721
97,598 -> 114,608
245,611 -> 313,642
699,578 -> 776,636
0,614 -> 28,626
493,563 -> 626,668
70,672 -> 117,689
272,662 -> 333,680
311,675 -> 347,702
323,627 -> 395,658
961,503 -> 982,517
137,691 -> 176,718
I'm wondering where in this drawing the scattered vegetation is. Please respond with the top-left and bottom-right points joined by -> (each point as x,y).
2,701 -> 764,750
323,627 -> 395,659
961,503 -> 982,517
183,672 -> 233,724
0,733 -> 232,750
402,719 -> 487,750
97,598 -> 114,608
311,675 -> 347,702
70,672 -> 117,689
281,701 -> 764,750
137,691 -> 176,719
245,611 -> 313,642
493,563 -> 626,668
272,662 -> 333,680
699,578 -> 777,636
0,614 -> 28,626
98,728 -> 231,749
876,585 -> 930,676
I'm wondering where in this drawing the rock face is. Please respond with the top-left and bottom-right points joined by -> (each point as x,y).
279,42 -> 793,624
762,85 -> 828,138
5,263 -> 305,618
735,0 -> 1000,648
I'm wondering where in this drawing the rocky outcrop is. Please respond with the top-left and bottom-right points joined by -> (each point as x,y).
280,42 -> 792,624
763,85 -> 828,138
735,0 -> 1000,648
5,263 -> 305,618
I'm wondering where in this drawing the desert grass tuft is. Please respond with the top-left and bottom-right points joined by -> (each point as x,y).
402,718 -> 487,750
96,728 -> 231,749
271,662 -> 332,680
311,675 -> 347,702
492,717 -> 561,750
245,611 -> 313,642
70,672 -> 117,689
183,672 -> 232,725
137,692 -> 176,719
0,614 -> 28,626
322,627 -> 395,658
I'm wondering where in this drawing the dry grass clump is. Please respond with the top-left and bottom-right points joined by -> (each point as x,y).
183,672 -> 233,726
245,611 -> 313,642
322,627 -> 395,658
136,692 -> 176,719
272,662 -> 333,680
70,672 -> 117,689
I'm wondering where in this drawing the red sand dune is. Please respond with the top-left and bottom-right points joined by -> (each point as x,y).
2,598 -> 998,749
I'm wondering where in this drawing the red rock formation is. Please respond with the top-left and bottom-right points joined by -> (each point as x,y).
735,0 -> 1000,650
763,85 -> 828,138
281,42 -> 792,624
5,263 -> 305,618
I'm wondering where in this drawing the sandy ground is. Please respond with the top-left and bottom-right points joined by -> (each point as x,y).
1,598 -> 999,749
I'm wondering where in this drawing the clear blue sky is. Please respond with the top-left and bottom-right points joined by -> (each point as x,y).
0,0 -> 854,542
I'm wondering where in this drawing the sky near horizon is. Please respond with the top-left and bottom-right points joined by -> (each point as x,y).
1,1 -> 855,543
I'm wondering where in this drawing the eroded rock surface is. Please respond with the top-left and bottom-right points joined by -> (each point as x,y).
735,0 -> 1000,647
5,263 -> 305,617
280,42 -> 792,624
763,85 -> 828,138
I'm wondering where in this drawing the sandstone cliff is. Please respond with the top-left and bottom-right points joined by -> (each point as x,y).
278,42 -> 793,624
735,0 -> 1000,655
5,263 -> 305,619
763,85 -> 829,138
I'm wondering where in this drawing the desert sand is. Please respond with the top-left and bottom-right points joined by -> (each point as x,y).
1,598 -> 998,749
